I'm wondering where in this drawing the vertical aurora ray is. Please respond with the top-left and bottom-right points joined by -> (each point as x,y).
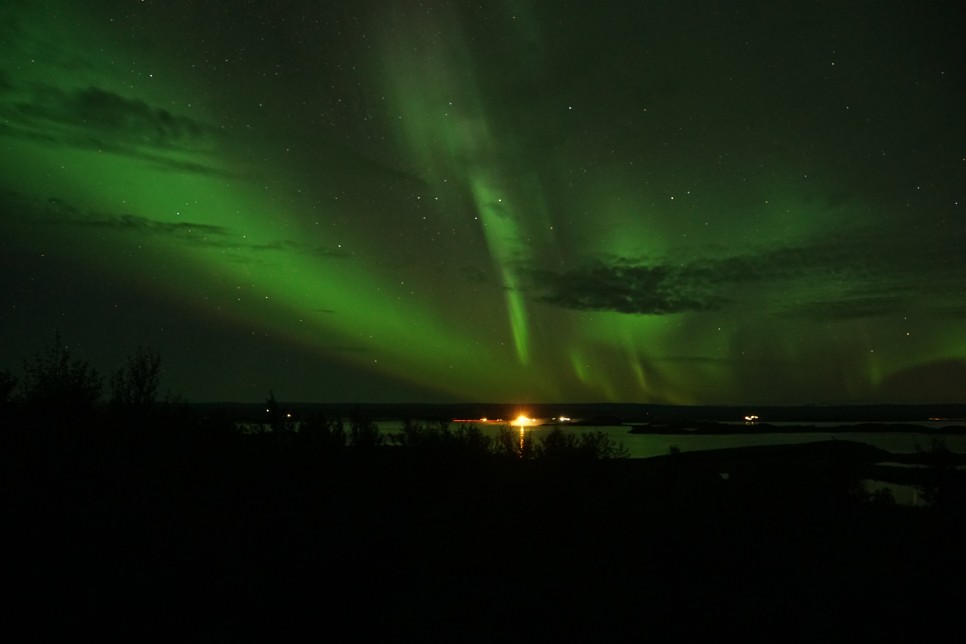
374,4 -> 558,366
467,176 -> 533,364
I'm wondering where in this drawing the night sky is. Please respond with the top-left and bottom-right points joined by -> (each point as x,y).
1,0 -> 963,404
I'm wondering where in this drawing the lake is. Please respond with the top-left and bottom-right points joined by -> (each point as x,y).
372,420 -> 965,459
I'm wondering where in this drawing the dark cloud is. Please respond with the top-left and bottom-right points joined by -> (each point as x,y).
525,227 -> 966,318
312,245 -> 353,260
525,261 -> 726,315
210,240 -> 351,261
206,237 -> 350,260
78,213 -> 229,238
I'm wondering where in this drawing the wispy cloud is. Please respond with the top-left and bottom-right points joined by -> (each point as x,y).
16,85 -> 212,148
3,191 -> 352,263
780,295 -> 910,320
42,197 -> 229,246
0,76 -> 235,176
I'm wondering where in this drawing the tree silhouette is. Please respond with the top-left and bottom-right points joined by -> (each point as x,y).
264,390 -> 295,435
21,331 -> 101,418
110,346 -> 162,422
349,409 -> 382,448
299,412 -> 346,449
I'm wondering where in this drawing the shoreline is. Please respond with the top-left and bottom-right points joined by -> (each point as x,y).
627,421 -> 966,435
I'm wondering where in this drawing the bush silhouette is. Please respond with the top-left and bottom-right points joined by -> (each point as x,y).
574,430 -> 630,459
452,422 -> 492,456
536,427 -> 581,459
494,424 -> 535,459
536,428 -> 629,461
0,369 -> 15,404
916,436 -> 965,510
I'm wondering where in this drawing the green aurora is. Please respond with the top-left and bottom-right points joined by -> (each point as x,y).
1,0 -> 963,404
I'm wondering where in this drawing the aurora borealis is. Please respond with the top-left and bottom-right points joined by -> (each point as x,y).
1,0 -> 963,404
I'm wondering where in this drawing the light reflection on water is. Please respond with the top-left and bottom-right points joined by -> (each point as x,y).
374,421 -> 966,459
369,422 -> 965,507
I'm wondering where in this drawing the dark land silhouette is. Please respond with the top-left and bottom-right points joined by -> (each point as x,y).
3,339 -> 966,640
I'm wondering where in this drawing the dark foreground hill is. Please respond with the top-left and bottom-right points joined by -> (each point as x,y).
4,418 -> 965,642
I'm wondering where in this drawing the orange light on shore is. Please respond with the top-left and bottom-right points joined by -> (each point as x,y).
512,414 -> 534,427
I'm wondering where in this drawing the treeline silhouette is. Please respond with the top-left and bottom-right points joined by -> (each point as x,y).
3,336 -> 965,640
